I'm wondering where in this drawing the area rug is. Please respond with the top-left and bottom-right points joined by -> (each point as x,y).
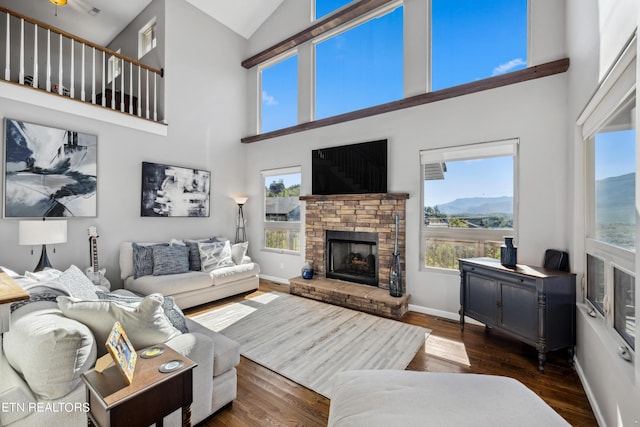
190,291 -> 430,398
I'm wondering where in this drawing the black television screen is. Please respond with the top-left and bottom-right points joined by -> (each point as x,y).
312,140 -> 387,195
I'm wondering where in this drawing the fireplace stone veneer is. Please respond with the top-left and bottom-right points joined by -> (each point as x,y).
300,193 -> 408,292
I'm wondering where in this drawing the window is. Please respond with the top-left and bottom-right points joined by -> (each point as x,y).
580,36 -> 636,356
263,167 -> 301,252
431,0 -> 527,91
421,140 -> 517,270
107,49 -> 121,83
315,3 -> 403,119
260,54 -> 298,133
138,18 -> 157,59
315,0 -> 354,20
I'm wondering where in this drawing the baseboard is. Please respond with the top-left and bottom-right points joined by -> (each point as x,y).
259,274 -> 290,285
573,350 -> 606,427
408,304 -> 484,326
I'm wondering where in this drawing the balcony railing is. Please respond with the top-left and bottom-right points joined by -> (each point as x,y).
1,6 -> 163,122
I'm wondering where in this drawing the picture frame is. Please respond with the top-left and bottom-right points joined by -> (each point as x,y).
3,118 -> 97,218
105,321 -> 137,385
141,161 -> 210,217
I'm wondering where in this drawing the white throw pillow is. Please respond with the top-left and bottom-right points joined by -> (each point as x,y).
231,242 -> 249,265
57,294 -> 182,356
3,308 -> 97,400
199,240 -> 235,272
55,265 -> 99,300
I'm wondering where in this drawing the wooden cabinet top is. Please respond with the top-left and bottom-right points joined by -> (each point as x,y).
459,258 -> 576,279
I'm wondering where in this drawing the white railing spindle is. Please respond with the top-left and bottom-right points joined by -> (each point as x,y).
69,37 -> 74,98
81,43 -> 86,101
18,18 -> 23,84
120,57 -> 125,112
129,62 -> 133,114
153,72 -> 157,121
101,51 -> 105,106
145,68 -> 149,119
110,56 -> 115,109
46,29 -> 51,91
58,33 -> 63,95
91,47 -> 95,103
4,13 -> 9,81
32,24 -> 38,88
137,65 -> 141,117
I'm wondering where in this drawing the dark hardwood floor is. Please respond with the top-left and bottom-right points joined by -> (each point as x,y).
187,280 -> 597,427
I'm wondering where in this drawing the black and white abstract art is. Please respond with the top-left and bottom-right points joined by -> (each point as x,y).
141,162 -> 210,217
4,119 -> 97,218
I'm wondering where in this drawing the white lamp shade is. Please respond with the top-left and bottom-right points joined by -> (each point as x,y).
19,220 -> 67,246
233,196 -> 248,205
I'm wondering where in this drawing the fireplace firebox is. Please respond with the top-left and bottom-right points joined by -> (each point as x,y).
326,230 -> 378,286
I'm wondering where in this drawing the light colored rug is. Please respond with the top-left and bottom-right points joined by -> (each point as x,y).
190,291 -> 430,398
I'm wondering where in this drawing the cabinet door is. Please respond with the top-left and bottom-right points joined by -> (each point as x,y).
465,273 -> 499,325
499,281 -> 537,341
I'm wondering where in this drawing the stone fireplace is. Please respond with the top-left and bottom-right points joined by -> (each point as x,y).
291,193 -> 409,318
299,192 -> 408,291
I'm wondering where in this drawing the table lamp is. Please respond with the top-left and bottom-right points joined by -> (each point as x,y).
19,219 -> 67,271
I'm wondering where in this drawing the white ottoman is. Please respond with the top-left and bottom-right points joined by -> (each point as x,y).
328,370 -> 570,427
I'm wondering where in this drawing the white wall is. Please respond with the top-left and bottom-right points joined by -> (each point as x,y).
0,0 -> 248,287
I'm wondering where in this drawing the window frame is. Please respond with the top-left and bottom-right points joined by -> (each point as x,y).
312,0 -> 404,121
138,17 -> 157,59
420,139 -> 519,273
578,34 -> 636,358
258,50 -> 299,134
261,166 -> 302,254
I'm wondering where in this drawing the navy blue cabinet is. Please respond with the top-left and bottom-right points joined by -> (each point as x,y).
459,258 -> 576,372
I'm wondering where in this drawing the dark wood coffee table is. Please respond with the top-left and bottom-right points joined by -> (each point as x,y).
82,343 -> 196,427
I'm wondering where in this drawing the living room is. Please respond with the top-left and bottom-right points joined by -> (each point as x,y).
0,0 -> 638,426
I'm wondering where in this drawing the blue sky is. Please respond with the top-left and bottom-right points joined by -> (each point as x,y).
595,130 -> 635,180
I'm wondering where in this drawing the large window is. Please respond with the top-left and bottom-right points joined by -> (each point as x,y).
260,54 -> 298,133
263,168 -> 301,252
431,0 -> 527,90
580,34 -> 636,357
585,91 -> 636,353
315,4 -> 403,119
421,140 -> 517,270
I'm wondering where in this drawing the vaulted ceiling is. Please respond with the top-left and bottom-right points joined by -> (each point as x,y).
0,0 -> 284,46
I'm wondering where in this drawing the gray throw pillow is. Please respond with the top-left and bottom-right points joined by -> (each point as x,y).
185,238 -> 216,271
132,243 -> 167,279
96,291 -> 189,333
152,245 -> 189,276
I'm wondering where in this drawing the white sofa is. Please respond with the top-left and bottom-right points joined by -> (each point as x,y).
119,239 -> 260,309
0,267 -> 240,427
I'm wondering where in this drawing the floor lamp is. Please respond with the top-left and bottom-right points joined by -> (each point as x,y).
19,219 -> 67,272
233,196 -> 248,243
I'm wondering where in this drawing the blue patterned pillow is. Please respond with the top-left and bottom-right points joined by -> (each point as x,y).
96,291 -> 188,333
152,245 -> 189,276
132,243 -> 166,279
185,238 -> 216,271
198,240 -> 235,272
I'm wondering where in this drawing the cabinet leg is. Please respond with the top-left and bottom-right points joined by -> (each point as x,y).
538,352 -> 546,373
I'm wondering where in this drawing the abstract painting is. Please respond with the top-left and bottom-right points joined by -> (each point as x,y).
4,119 -> 97,218
141,162 -> 210,217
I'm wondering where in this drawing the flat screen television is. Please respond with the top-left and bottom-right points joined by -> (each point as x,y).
312,140 -> 387,195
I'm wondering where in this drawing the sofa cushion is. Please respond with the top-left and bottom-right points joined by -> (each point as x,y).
199,240 -> 235,272
210,262 -> 260,286
186,318 -> 241,376
185,238 -> 217,271
3,307 -> 97,400
96,291 -> 189,333
125,271 -> 214,297
57,293 -> 182,355
152,244 -> 190,276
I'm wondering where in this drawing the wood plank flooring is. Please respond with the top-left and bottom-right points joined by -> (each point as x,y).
187,280 -> 597,427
